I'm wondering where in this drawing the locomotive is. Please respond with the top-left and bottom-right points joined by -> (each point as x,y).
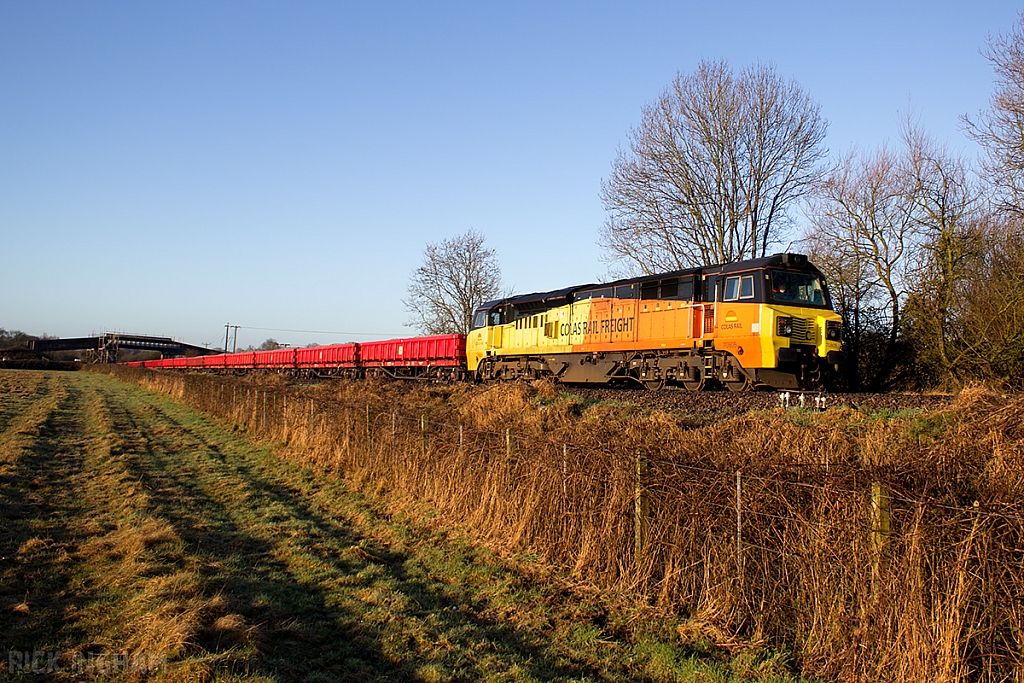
468,252 -> 843,391
130,253 -> 843,391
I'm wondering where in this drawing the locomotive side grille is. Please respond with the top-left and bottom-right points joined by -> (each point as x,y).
790,317 -> 816,344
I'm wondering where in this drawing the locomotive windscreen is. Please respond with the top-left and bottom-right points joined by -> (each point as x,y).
768,270 -> 830,308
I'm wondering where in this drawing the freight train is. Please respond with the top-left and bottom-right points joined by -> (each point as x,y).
129,253 -> 844,391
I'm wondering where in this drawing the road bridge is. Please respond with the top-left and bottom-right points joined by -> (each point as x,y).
29,334 -> 216,364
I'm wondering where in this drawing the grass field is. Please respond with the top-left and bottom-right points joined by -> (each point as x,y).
0,370 -> 804,682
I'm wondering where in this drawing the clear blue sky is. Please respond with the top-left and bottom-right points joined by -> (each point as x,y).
2,1 -> 1018,349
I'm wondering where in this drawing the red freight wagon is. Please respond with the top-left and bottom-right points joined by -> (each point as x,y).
224,352 -> 254,368
202,354 -> 227,368
270,348 -> 296,368
360,334 -> 466,367
295,343 -> 359,369
253,348 -> 295,369
143,357 -> 178,369
184,356 -> 205,368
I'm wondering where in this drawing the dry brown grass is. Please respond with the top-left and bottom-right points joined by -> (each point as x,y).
97,366 -> 1024,683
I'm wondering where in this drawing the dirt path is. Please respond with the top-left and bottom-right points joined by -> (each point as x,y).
0,371 -> 800,682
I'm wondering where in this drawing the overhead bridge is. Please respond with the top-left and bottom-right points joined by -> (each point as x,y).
29,334 -> 217,364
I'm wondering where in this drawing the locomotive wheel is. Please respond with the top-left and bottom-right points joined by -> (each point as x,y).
643,378 -> 666,392
681,375 -> 705,391
725,375 -> 751,392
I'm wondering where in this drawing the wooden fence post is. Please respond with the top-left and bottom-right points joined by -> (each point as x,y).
506,427 -> 515,462
562,444 -> 568,507
421,414 -> 428,458
635,450 -> 650,563
344,408 -> 351,457
736,470 -> 744,587
870,481 -> 891,595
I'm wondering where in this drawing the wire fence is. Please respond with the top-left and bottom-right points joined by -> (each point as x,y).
93,365 -> 1024,683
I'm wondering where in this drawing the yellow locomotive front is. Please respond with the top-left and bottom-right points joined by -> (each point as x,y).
467,253 -> 844,391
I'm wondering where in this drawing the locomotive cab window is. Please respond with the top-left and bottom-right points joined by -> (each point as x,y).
769,270 -> 829,308
723,275 -> 755,301
473,310 -> 489,329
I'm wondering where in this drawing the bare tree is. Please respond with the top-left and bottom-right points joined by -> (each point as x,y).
963,11 -> 1024,215
600,59 -> 828,274
404,230 -> 503,335
804,146 -> 916,389
901,121 -> 984,382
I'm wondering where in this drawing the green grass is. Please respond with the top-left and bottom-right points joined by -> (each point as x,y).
1,370 -> 816,682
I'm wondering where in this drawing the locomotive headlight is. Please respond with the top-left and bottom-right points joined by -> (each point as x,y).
826,320 -> 842,342
776,316 -> 792,337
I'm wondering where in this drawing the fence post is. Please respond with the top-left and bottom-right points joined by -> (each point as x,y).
870,481 -> 891,595
421,414 -> 428,457
562,444 -> 568,507
506,427 -> 515,463
635,450 -> 650,563
344,408 -> 351,457
736,470 -> 744,587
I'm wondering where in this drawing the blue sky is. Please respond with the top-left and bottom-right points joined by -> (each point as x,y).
1,1 -> 1019,350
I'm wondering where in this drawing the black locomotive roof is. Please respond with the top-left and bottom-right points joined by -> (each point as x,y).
475,253 -> 818,311
477,285 -> 588,312
705,252 -> 816,274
